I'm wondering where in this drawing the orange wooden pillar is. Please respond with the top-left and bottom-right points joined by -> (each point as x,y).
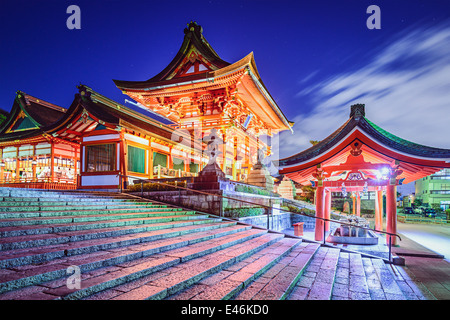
356,192 -> 361,217
324,189 -> 331,232
315,186 -> 325,241
50,143 -> 55,183
352,194 -> 356,215
375,188 -> 383,231
385,184 -> 397,246
32,158 -> 37,182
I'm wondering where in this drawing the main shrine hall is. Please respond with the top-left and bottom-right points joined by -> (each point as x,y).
113,22 -> 292,182
0,22 -> 292,190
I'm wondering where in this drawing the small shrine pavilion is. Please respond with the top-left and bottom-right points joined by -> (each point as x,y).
0,92 -> 79,189
277,104 -> 450,244
114,22 -> 293,182
0,86 -> 202,190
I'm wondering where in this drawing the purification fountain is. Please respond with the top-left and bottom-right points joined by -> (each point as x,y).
328,215 -> 379,245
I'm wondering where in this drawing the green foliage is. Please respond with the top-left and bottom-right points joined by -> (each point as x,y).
127,180 -> 187,192
224,207 -> 266,218
298,185 -> 315,203
431,203 -> 443,213
286,204 -> 315,216
234,184 -> 279,197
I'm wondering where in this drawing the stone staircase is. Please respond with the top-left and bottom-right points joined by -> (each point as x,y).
0,188 -> 433,300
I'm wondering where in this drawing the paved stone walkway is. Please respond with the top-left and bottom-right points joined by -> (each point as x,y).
2,188 -> 448,300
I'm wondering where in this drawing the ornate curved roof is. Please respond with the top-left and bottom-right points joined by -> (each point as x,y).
278,104 -> 450,185
0,92 -> 66,143
113,22 -> 292,134
113,21 -> 231,90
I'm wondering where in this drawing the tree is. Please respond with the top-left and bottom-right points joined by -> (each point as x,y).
413,198 -> 423,207
300,185 -> 315,203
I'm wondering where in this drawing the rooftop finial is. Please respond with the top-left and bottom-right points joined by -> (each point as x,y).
184,21 -> 203,35
350,104 -> 365,119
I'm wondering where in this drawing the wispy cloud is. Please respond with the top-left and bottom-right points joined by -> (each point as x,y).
276,23 -> 450,159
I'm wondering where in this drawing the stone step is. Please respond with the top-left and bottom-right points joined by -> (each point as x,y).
0,188 -> 429,301
0,204 -> 168,214
0,197 -> 144,203
0,202 -> 165,211
234,242 -> 320,300
287,246 -> 340,300
0,210 -> 200,227
0,206 -> 181,219
167,237 -> 304,300
0,215 -> 222,238
0,217 -> 230,251
0,221 -> 239,268
0,221 -> 243,270
0,227 -> 266,296
362,257 -> 408,300
0,190 -> 133,199
86,233 -> 285,300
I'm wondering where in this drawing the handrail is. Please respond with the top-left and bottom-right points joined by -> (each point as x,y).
117,174 -> 401,263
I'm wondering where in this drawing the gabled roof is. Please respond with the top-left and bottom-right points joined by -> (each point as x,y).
45,85 -> 197,151
0,86 -> 197,152
113,22 -> 292,134
278,104 -> 450,185
113,21 -> 231,90
0,92 -> 66,142
78,85 -> 182,142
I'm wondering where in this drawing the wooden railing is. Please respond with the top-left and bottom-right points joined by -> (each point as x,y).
0,178 -> 77,190
153,165 -> 197,179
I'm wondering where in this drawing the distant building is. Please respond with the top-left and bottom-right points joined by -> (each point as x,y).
415,169 -> 450,210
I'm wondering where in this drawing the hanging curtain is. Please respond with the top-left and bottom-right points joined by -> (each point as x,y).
128,146 -> 145,174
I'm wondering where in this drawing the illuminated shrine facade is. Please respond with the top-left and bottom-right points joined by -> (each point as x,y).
0,86 -> 203,190
278,104 -> 450,244
0,92 -> 79,189
114,22 -> 292,181
0,22 -> 293,190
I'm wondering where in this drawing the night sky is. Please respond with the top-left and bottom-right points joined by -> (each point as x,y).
1,0 -> 449,160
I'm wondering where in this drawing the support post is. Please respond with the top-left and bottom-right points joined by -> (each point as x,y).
324,189 -> 331,232
356,192 -> 361,217
386,184 -> 397,246
315,186 -> 325,241
375,188 -> 383,231
352,194 -> 356,215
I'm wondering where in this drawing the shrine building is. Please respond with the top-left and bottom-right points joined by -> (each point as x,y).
0,22 -> 293,190
0,86 -> 201,190
277,104 -> 450,245
113,21 -> 293,182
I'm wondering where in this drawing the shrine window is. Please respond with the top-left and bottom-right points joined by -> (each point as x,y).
128,146 -> 146,174
85,144 -> 116,172
153,152 -> 167,168
189,163 -> 199,173
172,157 -> 184,171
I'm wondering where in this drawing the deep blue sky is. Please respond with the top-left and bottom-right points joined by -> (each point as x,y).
1,0 -> 449,158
